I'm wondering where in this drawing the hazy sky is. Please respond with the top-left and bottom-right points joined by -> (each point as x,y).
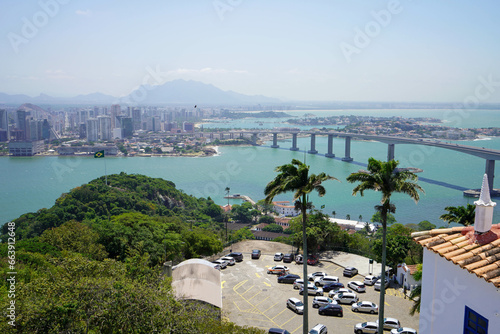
2,0 -> 500,102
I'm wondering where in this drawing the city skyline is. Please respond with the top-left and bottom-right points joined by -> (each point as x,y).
2,1 -> 500,103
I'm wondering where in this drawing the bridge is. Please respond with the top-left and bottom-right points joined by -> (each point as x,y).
190,130 -> 500,193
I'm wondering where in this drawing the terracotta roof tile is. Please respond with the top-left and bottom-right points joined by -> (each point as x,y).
412,223 -> 500,288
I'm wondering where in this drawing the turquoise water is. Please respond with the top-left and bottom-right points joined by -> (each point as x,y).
1,109 -> 499,227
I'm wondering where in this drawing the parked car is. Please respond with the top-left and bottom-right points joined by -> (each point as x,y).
251,249 -> 261,259
227,252 -> 243,262
315,276 -> 339,287
351,301 -> 379,314
354,322 -> 379,334
307,254 -> 319,266
374,279 -> 390,291
267,265 -> 289,275
363,275 -> 378,286
286,297 -> 304,314
277,274 -> 301,284
308,323 -> 327,334
348,281 -> 366,292
220,256 -> 235,266
283,253 -> 294,263
328,288 -> 353,298
295,254 -> 304,264
318,303 -> 343,317
269,328 -> 291,334
299,285 -> 324,296
293,279 -> 305,290
211,263 -> 221,270
343,266 -> 358,277
332,292 -> 358,305
390,328 -> 417,334
212,259 -> 227,269
322,282 -> 344,293
274,252 -> 284,261
308,272 -> 328,281
312,296 -> 335,308
376,318 -> 401,330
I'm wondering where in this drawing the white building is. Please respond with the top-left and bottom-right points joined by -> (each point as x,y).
395,263 -> 420,290
328,218 -> 377,232
412,174 -> 500,333
272,201 -> 300,217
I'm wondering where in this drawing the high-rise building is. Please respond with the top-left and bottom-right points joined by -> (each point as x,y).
98,116 -> 112,141
110,104 -> 120,129
86,119 -> 99,142
132,108 -> 141,131
121,117 -> 133,138
0,109 -> 8,141
16,110 -> 28,140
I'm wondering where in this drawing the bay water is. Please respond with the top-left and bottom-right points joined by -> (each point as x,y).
2,108 -> 500,227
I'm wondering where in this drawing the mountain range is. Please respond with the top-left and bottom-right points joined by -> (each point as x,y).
0,80 -> 280,105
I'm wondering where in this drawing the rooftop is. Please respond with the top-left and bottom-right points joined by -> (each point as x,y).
412,224 -> 500,288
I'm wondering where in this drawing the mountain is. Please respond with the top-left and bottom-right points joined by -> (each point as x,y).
127,79 -> 280,104
0,80 -> 279,105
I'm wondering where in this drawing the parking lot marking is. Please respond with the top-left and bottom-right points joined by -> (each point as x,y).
271,308 -> 289,320
233,280 -> 248,291
262,301 -> 281,313
280,312 -> 298,327
255,273 -> 261,278
291,323 -> 302,333
247,291 -> 262,302
221,281 -> 225,289
241,285 -> 257,297
254,296 -> 270,307
385,301 -> 391,306
264,281 -> 271,287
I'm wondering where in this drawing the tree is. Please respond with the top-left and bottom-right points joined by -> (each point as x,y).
439,203 -> 475,226
265,158 -> 337,334
346,214 -> 351,220
225,187 -> 230,206
371,211 -> 396,225
347,158 -> 424,329
417,220 -> 436,231
409,264 -> 423,316
258,215 -> 276,225
331,210 -> 336,218
262,223 -> 283,233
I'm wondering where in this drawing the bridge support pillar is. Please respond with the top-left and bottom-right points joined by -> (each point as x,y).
209,133 -> 214,139
325,134 -> 335,158
485,160 -> 495,193
387,144 -> 395,161
251,134 -> 258,145
342,136 -> 353,161
271,133 -> 279,148
220,133 -> 224,140
308,134 -> 318,154
290,133 -> 299,151
230,133 -> 234,139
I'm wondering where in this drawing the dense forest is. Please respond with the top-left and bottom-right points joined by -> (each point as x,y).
0,173 -> 263,333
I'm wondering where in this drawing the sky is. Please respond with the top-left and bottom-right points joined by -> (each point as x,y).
1,0 -> 500,102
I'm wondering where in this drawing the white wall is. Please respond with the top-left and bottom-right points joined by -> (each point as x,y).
419,248 -> 500,333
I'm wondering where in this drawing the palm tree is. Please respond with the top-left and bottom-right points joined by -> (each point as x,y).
347,158 -> 424,329
225,187 -> 230,206
439,203 -> 475,226
265,159 -> 337,334
409,285 -> 421,316
332,210 -> 336,218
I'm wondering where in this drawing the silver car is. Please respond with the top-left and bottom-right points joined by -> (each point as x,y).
377,318 -> 401,330
348,281 -> 366,292
299,285 -> 324,296
293,279 -> 305,290
374,279 -> 389,291
354,322 -> 379,334
220,256 -> 235,266
390,328 -> 417,334
351,301 -> 378,314
312,296 -> 335,308
287,297 -> 304,315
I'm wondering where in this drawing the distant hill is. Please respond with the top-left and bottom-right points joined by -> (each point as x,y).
0,79 -> 279,105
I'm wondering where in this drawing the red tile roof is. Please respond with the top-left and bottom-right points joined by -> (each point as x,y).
412,224 -> 500,288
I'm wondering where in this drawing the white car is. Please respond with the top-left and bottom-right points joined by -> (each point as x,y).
374,279 -> 390,291
390,328 -> 417,334
354,322 -> 379,334
312,296 -> 336,308
308,272 -> 328,281
314,275 -> 339,286
220,256 -> 235,266
212,259 -> 227,269
377,318 -> 401,330
299,285 -> 324,296
363,275 -> 378,286
274,252 -> 284,261
328,288 -> 353,298
332,292 -> 358,305
348,281 -> 366,292
351,301 -> 379,314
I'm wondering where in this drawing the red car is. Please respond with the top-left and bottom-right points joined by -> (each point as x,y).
307,255 -> 319,266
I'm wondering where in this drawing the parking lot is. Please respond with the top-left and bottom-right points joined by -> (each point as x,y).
221,252 -> 419,333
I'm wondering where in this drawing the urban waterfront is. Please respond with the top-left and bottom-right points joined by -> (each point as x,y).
2,110 -> 500,227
